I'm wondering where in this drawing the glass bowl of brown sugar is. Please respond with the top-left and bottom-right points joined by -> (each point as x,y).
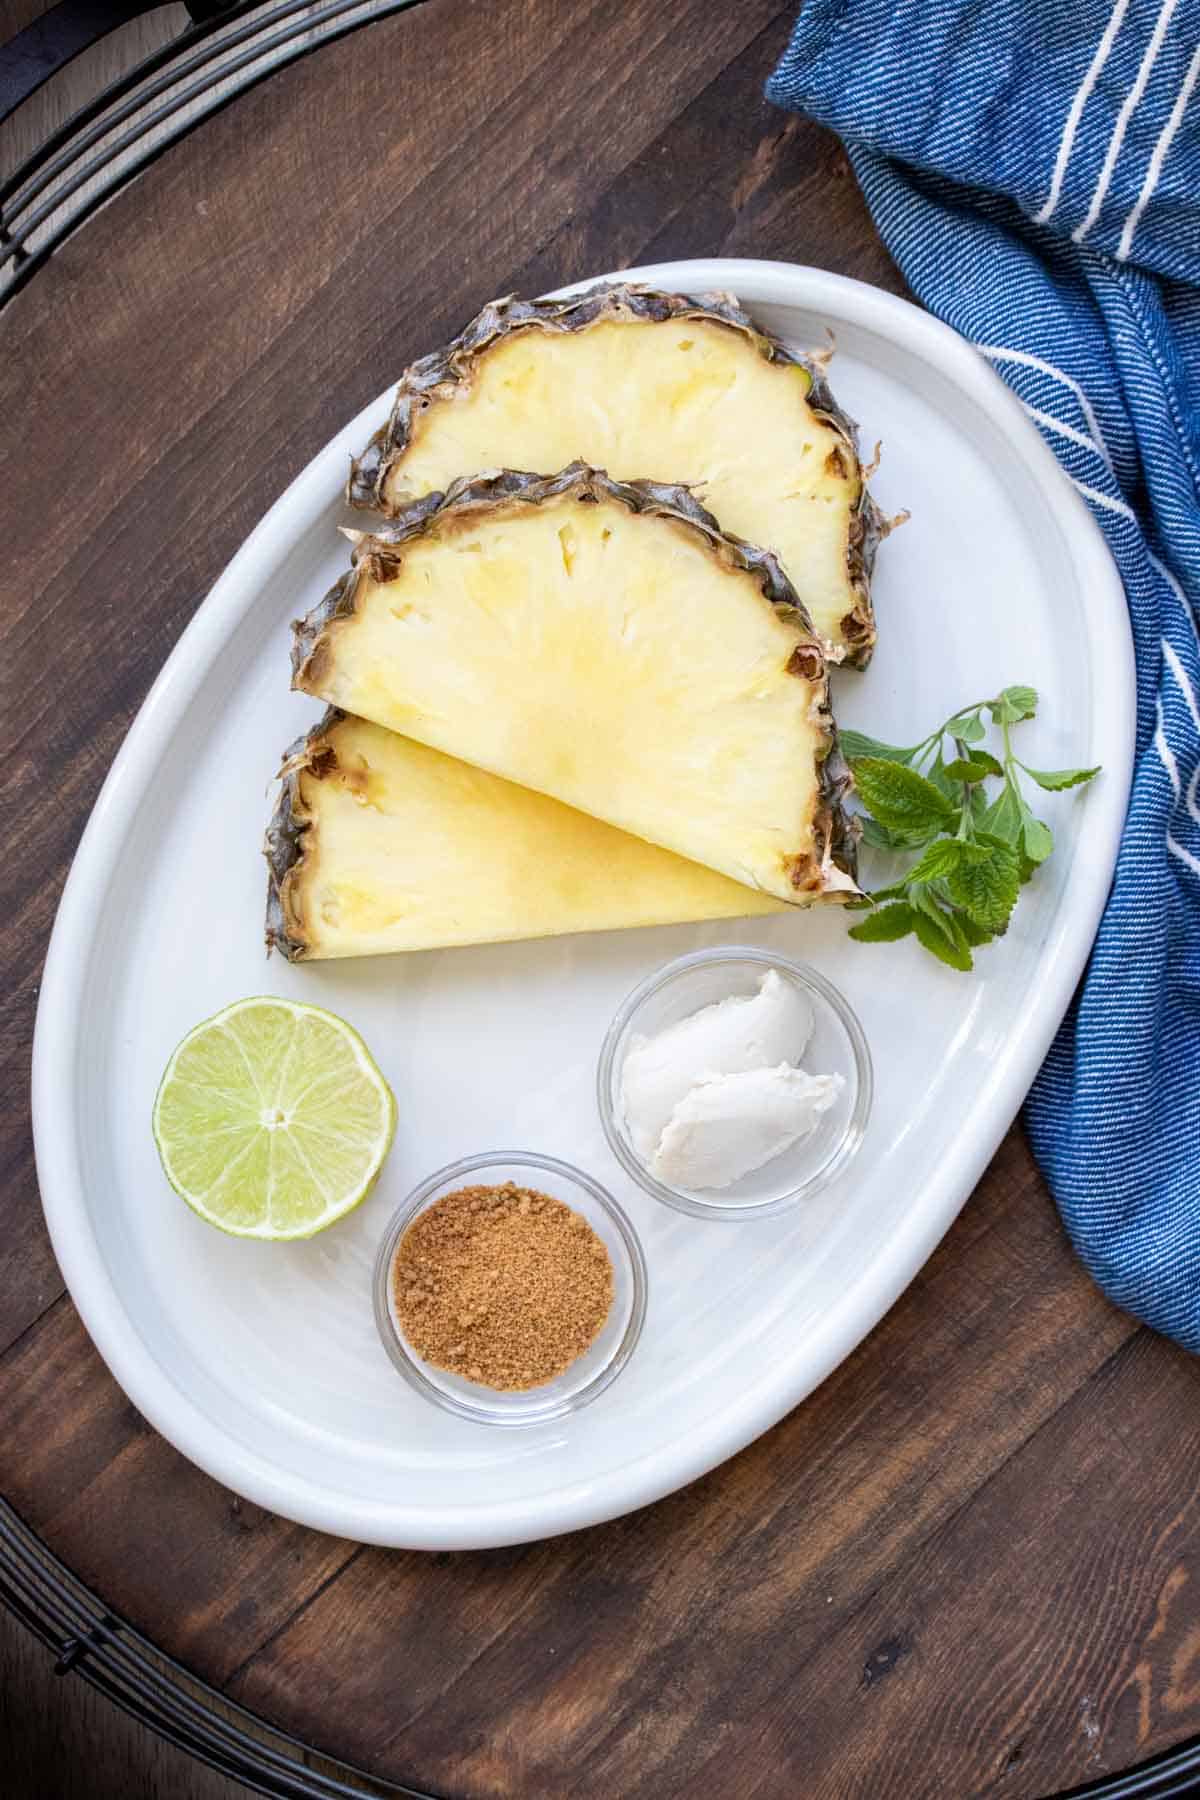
372,1151 -> 648,1426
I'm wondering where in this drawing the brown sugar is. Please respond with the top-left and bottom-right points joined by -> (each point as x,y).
392,1183 -> 615,1391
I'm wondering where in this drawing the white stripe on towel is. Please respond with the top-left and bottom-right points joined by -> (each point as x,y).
1118,41 -> 1200,257
1150,552 -> 1199,633
1162,637 -> 1200,734
1074,0 -> 1181,245
1021,401 -> 1110,462
1168,832 -> 1200,877
1035,0 -> 1130,223
1155,699 -> 1182,796
976,345 -> 1115,467
1071,477 -> 1139,521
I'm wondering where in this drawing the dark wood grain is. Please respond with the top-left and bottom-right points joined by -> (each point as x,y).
2,3 -> 1195,1798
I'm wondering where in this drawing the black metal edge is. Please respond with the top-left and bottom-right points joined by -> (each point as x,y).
1,0 -> 432,305
1,0 -> 260,207
1,0 -> 280,206
4,0 -> 323,221
0,0 -> 156,127
1055,1739 -> 1200,1800
0,1496 -> 441,1799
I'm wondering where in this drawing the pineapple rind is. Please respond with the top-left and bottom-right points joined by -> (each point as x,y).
347,282 -> 885,667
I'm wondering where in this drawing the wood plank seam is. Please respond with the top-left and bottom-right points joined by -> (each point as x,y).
218,1543 -> 367,1691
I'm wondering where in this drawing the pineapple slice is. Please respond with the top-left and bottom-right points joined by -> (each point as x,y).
292,467 -> 858,906
348,284 -> 886,665
265,711 -> 783,960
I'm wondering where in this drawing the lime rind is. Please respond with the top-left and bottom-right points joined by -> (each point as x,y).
152,997 -> 396,1240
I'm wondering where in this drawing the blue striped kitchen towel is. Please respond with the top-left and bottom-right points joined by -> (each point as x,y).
768,0 -> 1200,1347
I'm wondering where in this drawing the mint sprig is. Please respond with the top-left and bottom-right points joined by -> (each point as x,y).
845,686 -> 1100,972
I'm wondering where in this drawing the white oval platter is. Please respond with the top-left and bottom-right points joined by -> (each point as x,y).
32,259 -> 1134,1549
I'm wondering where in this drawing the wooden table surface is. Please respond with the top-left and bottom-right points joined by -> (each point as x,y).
5,3 -> 1200,1796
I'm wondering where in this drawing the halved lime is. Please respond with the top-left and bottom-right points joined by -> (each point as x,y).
152,997 -> 396,1239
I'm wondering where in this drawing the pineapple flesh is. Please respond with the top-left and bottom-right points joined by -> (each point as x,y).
293,467 -> 858,906
348,285 -> 884,665
265,712 -> 783,960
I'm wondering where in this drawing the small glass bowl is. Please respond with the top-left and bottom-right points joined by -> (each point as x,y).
372,1151 -> 647,1426
597,947 -> 872,1221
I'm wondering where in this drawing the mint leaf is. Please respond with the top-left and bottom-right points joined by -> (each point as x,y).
943,753 -> 1004,783
905,838 -> 967,884
979,782 -> 1026,847
846,684 -> 1096,972
861,816 -> 944,850
968,783 -> 991,825
911,875 -> 978,971
1022,815 -> 1054,864
912,908 -> 973,971
944,910 -> 975,958
859,816 -> 902,851
850,758 -> 957,834
975,829 -> 1019,853
864,881 -> 913,904
946,841 -> 1021,932
838,730 -> 919,765
1020,763 -> 1101,792
991,685 -> 1038,723
925,754 -> 961,803
848,903 -> 916,943
911,882 -> 954,931
978,828 -> 1039,884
